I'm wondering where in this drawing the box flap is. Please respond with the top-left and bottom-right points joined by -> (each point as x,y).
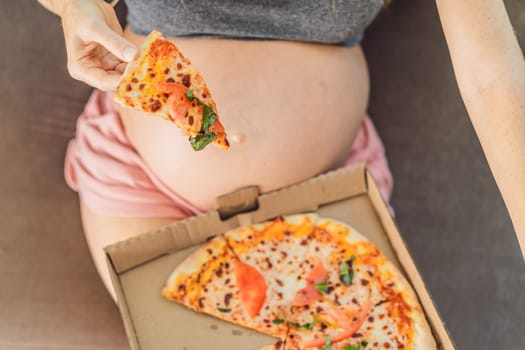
105,164 -> 368,273
217,186 -> 260,219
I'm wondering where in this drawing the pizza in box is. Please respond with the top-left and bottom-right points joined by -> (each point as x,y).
163,214 -> 436,350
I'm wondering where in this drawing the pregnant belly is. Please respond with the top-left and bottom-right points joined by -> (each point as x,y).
120,29 -> 370,210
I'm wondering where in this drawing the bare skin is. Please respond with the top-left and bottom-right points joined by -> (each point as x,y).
39,0 -> 525,298
120,28 -> 369,210
436,0 -> 525,256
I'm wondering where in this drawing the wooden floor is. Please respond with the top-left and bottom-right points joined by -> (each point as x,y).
1,1 -> 524,349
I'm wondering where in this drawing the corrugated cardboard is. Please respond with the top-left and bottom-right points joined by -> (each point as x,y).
105,164 -> 456,350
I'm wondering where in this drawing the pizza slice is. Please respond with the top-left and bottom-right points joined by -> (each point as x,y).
114,30 -> 229,151
162,236 -> 236,314
162,234 -> 288,338
283,219 -> 436,349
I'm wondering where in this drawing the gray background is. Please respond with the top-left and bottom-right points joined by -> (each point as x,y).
0,1 -> 523,349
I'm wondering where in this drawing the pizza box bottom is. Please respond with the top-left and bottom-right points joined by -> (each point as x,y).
105,164 -> 456,350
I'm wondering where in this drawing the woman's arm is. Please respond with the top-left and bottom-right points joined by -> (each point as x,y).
436,0 -> 525,257
37,0 -> 67,16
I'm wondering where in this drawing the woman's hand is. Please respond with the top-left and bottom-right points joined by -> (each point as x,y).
60,0 -> 137,91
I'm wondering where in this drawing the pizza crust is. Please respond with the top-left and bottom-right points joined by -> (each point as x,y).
163,235 -> 226,287
380,261 -> 437,349
162,235 -> 229,304
116,31 -> 162,90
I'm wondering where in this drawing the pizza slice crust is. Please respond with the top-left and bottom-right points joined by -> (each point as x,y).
318,218 -> 436,349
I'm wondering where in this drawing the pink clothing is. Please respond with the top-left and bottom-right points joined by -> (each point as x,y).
65,90 -> 393,219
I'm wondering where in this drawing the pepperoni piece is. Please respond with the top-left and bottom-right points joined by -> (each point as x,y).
303,295 -> 371,348
291,262 -> 328,306
234,259 -> 267,319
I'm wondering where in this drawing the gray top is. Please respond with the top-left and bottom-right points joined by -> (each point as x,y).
125,0 -> 384,46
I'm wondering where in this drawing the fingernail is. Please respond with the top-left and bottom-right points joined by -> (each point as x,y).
123,46 -> 137,61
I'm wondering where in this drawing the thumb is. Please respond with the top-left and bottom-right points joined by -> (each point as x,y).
89,25 -> 138,62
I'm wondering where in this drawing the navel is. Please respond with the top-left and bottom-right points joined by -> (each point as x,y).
229,133 -> 246,145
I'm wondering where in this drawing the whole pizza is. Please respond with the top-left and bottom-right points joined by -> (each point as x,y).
162,214 -> 436,349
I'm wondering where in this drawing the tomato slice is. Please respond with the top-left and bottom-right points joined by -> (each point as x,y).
292,285 -> 322,307
325,307 -> 354,329
156,81 -> 187,97
168,100 -> 187,122
303,294 -> 371,348
156,82 -> 193,122
234,259 -> 267,319
291,262 -> 328,306
306,262 -> 328,284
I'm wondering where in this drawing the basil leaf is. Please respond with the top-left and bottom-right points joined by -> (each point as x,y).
185,90 -> 216,131
323,336 -> 332,350
202,104 -> 217,131
339,255 -> 356,286
186,89 -> 196,101
343,340 -> 369,350
302,321 -> 314,330
339,261 -> 350,285
273,318 -> 315,329
217,307 -> 232,313
315,279 -> 328,293
189,132 -> 216,151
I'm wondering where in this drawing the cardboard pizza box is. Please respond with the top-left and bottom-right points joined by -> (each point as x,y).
105,164 -> 456,350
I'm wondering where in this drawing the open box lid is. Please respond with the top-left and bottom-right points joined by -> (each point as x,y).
105,164 -> 456,350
